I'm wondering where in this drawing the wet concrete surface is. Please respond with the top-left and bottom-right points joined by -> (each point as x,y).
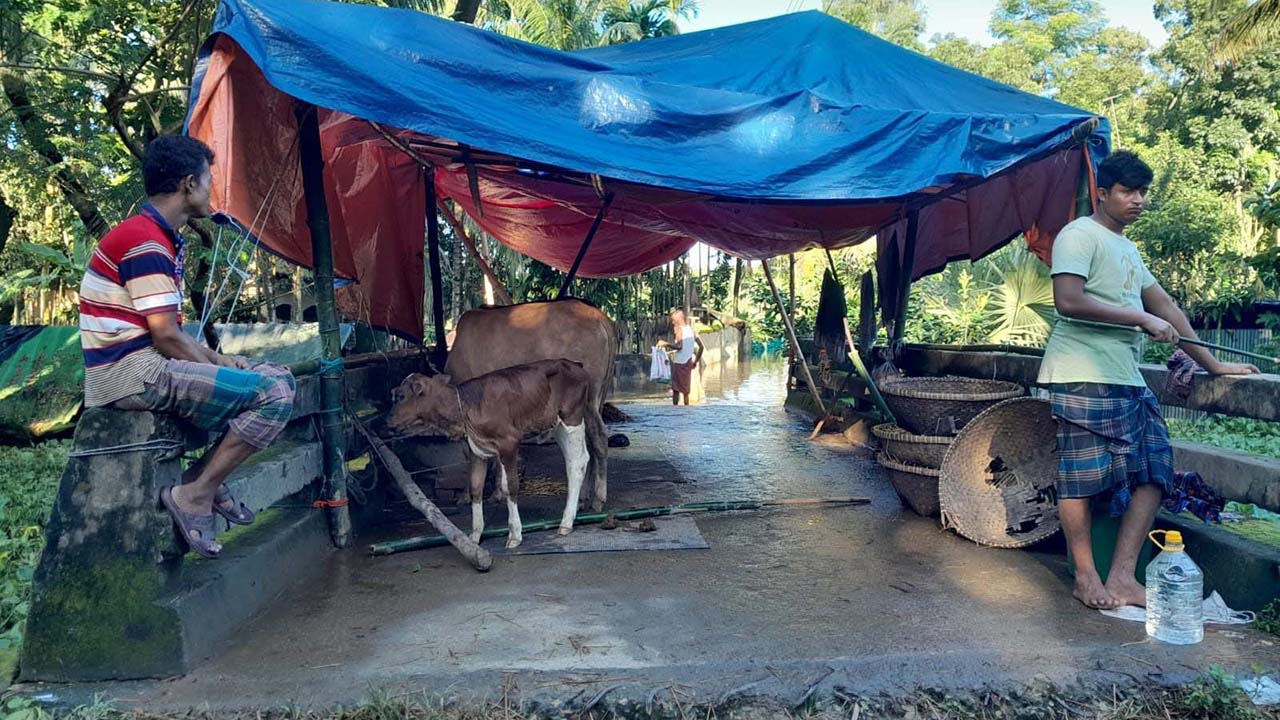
38,360 -> 1280,711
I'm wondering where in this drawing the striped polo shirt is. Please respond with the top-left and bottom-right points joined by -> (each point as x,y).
79,205 -> 185,407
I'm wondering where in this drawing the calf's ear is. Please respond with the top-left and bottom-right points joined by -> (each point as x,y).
409,376 -> 430,396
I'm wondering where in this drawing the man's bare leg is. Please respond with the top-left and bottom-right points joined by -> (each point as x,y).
1060,497 -> 1119,609
171,433 -> 257,515
1105,484 -> 1162,607
180,445 -> 239,516
672,389 -> 679,406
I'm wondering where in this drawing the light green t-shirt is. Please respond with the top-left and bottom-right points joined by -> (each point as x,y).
1037,216 -> 1157,387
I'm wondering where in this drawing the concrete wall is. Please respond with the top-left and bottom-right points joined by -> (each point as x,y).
1173,440 -> 1280,512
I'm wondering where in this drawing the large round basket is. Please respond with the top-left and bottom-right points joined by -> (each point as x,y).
876,453 -> 941,518
938,397 -> 1060,548
872,423 -> 953,469
879,377 -> 1025,435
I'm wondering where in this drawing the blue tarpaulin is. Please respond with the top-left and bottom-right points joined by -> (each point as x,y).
201,0 -> 1105,200
188,0 -> 1110,340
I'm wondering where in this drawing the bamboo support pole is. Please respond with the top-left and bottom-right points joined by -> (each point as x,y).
353,416 -> 493,571
370,497 -> 870,556
762,258 -> 827,417
295,101 -> 352,548
426,174 -> 447,367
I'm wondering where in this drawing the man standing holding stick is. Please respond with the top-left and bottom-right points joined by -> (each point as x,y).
1038,150 -> 1258,610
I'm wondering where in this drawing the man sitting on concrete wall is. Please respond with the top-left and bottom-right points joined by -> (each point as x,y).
79,136 -> 295,559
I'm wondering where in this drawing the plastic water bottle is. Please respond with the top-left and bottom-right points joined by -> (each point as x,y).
1145,530 -> 1203,645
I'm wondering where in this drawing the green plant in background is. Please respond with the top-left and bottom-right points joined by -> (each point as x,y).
0,440 -> 69,682
984,244 -> 1055,346
1166,414 -> 1280,456
1255,599 -> 1280,636
919,268 -> 994,345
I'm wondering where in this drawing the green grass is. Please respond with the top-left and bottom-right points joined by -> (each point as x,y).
2,670 -> 1276,720
0,440 -> 69,684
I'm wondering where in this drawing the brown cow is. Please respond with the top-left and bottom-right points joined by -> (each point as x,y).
386,359 -> 595,549
444,299 -> 614,511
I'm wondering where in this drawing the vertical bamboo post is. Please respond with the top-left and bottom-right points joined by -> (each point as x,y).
732,258 -> 743,318
762,259 -> 826,417
891,209 -> 919,345
295,101 -> 352,548
425,171 -> 448,368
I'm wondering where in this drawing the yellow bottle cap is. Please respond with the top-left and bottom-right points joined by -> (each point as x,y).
1164,530 -> 1183,546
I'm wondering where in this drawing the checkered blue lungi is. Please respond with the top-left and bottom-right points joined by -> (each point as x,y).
1048,382 -> 1175,516
113,359 -> 296,449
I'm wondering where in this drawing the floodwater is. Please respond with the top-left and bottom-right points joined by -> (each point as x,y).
616,356 -> 897,507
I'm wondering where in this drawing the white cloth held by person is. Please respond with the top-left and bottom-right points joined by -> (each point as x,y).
650,346 -> 671,381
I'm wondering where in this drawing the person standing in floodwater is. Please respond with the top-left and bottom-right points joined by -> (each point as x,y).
657,309 -> 704,406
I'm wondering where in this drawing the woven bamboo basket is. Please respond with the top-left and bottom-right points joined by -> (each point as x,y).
938,398 -> 1060,548
872,423 -> 953,469
879,376 -> 1025,435
876,453 -> 941,518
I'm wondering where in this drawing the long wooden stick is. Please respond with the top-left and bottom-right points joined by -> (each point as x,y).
437,200 -> 514,305
1064,318 -> 1280,366
762,259 -> 827,417
352,416 -> 493,572
370,497 -> 871,556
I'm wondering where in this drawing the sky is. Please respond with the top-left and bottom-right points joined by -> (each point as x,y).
681,0 -> 1170,48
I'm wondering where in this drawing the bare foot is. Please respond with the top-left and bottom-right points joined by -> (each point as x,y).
1105,576 -> 1147,608
1074,574 -> 1120,610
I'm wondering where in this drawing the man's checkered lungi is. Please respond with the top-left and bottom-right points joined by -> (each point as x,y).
113,359 -> 295,449
1048,382 -> 1175,515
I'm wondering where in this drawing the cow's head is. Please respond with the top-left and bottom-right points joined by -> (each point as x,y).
385,372 -> 459,438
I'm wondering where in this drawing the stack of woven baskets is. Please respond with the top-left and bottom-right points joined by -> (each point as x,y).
873,376 -> 1024,517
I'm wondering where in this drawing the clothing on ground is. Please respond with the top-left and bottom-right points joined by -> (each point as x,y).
113,359 -> 296,449
1049,382 -> 1174,516
80,205 -> 187,407
1038,216 -> 1157,387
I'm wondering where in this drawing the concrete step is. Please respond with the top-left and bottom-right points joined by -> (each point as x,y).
162,506 -> 331,672
215,440 -> 323,537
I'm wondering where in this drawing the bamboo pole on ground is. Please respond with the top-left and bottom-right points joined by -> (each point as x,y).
369,497 -> 871,556
761,258 -> 826,418
353,416 -> 493,571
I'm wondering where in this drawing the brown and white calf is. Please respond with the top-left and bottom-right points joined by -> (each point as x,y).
386,359 -> 595,549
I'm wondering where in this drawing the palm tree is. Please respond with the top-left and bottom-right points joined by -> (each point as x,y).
599,0 -> 698,45
1213,0 -> 1280,63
